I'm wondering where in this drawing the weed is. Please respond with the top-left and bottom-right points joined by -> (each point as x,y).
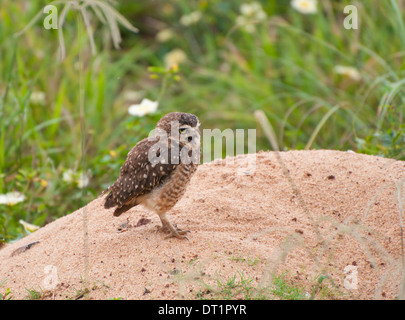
0,279 -> 12,300
271,272 -> 307,300
195,269 -> 337,300
199,271 -> 260,300
229,254 -> 261,267
309,274 -> 344,300
25,287 -> 44,300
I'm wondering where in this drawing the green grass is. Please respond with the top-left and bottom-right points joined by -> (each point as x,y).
0,279 -> 12,300
2,269 -> 340,300
196,271 -> 263,300
270,272 -> 307,300
25,287 -> 45,300
229,253 -> 261,267
0,1 -> 404,246
213,271 -> 257,300
195,269 -> 340,300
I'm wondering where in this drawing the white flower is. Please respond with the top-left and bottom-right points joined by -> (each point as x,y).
291,0 -> 317,14
63,169 -> 75,183
77,172 -> 90,189
122,90 -> 143,102
241,3 -> 257,16
180,11 -> 202,26
333,65 -> 362,81
156,28 -> 175,42
164,49 -> 187,69
128,98 -> 159,117
240,2 -> 266,19
236,16 -> 256,33
63,169 -> 91,188
236,2 -> 267,33
30,91 -> 46,105
0,191 -> 25,206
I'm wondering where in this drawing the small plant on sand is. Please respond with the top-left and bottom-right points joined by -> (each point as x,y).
197,271 -> 259,300
270,272 -> 307,300
25,287 -> 44,300
0,279 -> 12,300
229,254 -> 262,267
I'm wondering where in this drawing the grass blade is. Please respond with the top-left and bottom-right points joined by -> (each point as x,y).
305,105 -> 340,150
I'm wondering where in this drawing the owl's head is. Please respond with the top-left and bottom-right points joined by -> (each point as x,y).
156,112 -> 201,149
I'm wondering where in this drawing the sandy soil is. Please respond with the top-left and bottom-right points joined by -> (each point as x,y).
1,150 -> 405,300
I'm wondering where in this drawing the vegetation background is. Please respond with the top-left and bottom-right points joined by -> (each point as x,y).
1,0 -> 405,243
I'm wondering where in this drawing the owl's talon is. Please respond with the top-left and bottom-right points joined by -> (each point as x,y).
177,229 -> 190,235
163,228 -> 190,240
164,232 -> 189,240
163,224 -> 190,240
157,225 -> 169,233
158,226 -> 190,239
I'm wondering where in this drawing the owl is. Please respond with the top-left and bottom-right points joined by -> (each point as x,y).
101,112 -> 201,239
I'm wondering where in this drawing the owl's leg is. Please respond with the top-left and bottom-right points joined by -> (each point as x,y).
158,213 -> 189,240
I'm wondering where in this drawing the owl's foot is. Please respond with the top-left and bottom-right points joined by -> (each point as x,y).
164,228 -> 190,240
158,221 -> 190,240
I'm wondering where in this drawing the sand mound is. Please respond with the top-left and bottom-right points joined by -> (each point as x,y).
1,150 -> 405,300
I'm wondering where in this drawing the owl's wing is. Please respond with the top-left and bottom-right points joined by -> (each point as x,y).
103,137 -> 180,215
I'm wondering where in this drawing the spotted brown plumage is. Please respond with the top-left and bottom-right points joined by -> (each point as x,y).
101,112 -> 201,239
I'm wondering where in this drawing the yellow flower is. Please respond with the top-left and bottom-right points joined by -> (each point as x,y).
164,49 -> 187,69
291,0 -> 317,14
171,63 -> 179,72
109,150 -> 117,158
40,179 -> 48,187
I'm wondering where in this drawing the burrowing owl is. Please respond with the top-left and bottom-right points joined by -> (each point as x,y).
102,112 -> 201,239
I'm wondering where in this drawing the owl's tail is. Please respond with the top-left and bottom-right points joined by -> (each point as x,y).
101,183 -> 135,216
99,182 -> 117,209
104,192 -> 116,209
112,203 -> 133,217
104,192 -> 133,216
98,183 -> 113,199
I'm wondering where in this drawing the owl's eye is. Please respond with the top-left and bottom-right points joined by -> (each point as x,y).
179,128 -> 187,133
